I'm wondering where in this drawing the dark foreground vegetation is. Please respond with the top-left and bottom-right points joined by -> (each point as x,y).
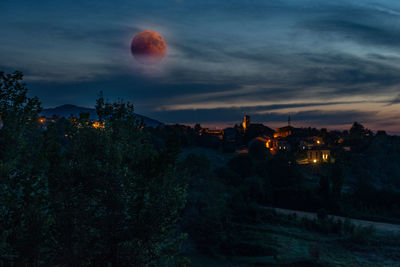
0,72 -> 187,266
1,71 -> 400,266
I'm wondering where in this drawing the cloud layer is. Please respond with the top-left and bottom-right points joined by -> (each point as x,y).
1,0 -> 400,133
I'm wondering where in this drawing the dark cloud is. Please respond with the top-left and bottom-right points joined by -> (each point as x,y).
149,102 -> 376,124
283,110 -> 376,126
162,51 -> 400,104
304,19 -> 400,48
1,0 -> 400,132
388,94 -> 400,105
297,54 -> 400,94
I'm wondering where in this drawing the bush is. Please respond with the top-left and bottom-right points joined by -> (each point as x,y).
317,208 -> 328,221
179,154 -> 233,255
349,225 -> 375,244
228,154 -> 253,178
248,138 -> 268,160
215,167 -> 242,186
240,176 -> 267,204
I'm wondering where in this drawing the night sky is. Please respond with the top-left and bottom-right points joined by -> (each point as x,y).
1,0 -> 400,133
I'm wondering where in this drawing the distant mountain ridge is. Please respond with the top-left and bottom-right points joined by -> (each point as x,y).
42,104 -> 163,128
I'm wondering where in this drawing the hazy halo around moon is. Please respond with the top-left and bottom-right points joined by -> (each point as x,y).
131,31 -> 166,65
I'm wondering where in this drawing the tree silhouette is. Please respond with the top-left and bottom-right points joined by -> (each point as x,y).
0,72 -> 188,266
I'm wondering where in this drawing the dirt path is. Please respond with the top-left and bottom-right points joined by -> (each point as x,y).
272,207 -> 400,234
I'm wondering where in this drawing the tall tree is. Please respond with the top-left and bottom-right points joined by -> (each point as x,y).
0,71 -> 50,265
44,94 -> 188,266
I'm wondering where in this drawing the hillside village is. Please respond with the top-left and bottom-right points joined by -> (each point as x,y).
157,115 -> 383,166
197,115 -> 336,164
36,109 -> 387,167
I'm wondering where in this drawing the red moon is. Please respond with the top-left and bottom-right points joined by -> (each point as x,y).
131,31 -> 166,64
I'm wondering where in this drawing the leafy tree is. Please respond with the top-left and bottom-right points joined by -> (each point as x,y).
248,138 -> 268,160
194,123 -> 202,133
331,162 -> 344,201
350,122 -> 366,138
44,95 -> 188,266
267,156 -> 303,188
227,154 -> 253,178
178,153 -> 232,255
0,71 -> 50,265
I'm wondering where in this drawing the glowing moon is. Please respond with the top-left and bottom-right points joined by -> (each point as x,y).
131,31 -> 166,64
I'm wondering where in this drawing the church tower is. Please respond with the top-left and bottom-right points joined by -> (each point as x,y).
243,115 -> 250,132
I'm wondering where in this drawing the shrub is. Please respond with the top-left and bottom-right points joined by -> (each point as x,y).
349,225 -> 375,244
228,154 -> 253,178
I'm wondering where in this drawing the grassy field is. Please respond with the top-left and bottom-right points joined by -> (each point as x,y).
187,208 -> 400,266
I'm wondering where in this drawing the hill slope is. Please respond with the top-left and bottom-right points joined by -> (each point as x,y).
42,104 -> 163,128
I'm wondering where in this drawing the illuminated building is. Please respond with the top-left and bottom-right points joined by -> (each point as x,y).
274,126 -> 293,138
312,137 -> 323,145
200,128 -> 224,140
307,149 -> 331,164
274,116 -> 293,138
242,115 -> 250,132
